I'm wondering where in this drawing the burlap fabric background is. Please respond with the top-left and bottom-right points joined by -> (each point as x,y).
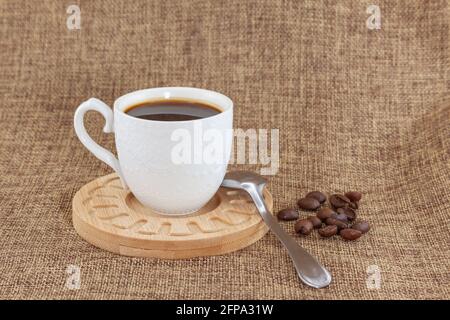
0,0 -> 448,300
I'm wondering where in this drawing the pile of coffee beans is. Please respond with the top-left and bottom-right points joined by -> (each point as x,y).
277,191 -> 370,241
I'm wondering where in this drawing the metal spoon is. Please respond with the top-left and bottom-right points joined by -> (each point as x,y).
221,171 -> 332,288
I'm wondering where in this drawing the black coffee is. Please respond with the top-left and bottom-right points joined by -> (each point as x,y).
125,99 -> 222,121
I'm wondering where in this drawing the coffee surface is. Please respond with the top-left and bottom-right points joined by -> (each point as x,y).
125,99 -> 221,121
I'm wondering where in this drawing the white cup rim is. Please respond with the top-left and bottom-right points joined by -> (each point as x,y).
113,87 -> 233,124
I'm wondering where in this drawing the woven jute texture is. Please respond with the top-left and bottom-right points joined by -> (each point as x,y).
0,0 -> 449,299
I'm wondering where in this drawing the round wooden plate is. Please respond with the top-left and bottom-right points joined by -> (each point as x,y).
72,173 -> 273,259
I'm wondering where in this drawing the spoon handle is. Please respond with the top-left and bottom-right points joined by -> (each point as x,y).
245,184 -> 332,288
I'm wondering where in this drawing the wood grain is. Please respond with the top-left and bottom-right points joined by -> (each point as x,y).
72,173 -> 273,259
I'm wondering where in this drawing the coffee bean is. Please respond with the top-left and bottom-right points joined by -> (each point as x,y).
297,197 -> 321,210
305,191 -> 326,204
325,217 -> 348,230
337,207 -> 356,221
318,225 -> 338,238
308,216 -> 322,229
329,194 -> 351,208
345,191 -> 362,202
277,208 -> 299,221
294,219 -> 314,235
317,207 -> 335,221
349,201 -> 359,209
340,228 -> 362,241
352,221 -> 370,234
331,212 -> 348,223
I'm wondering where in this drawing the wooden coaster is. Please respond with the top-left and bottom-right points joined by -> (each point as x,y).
72,173 -> 273,259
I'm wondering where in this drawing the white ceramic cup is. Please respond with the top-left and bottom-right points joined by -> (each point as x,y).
74,87 -> 233,215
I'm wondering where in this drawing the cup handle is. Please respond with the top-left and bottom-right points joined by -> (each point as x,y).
74,98 -> 128,189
